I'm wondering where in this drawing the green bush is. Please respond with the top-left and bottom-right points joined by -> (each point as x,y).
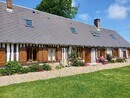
5,61 -> 22,75
56,65 -> 64,69
73,60 -> 83,66
108,60 -> 115,63
28,64 -> 43,72
0,68 -> 11,76
42,64 -> 51,71
19,67 -> 29,74
106,54 -> 113,61
116,58 -> 123,63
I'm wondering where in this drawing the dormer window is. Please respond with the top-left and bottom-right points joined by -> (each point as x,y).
90,30 -> 100,37
110,34 -> 116,39
25,19 -> 33,27
70,27 -> 77,34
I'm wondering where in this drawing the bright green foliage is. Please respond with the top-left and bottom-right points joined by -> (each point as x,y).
35,0 -> 79,19
73,60 -> 83,66
19,67 -> 30,74
116,58 -> 124,63
0,66 -> 130,98
0,63 -> 52,76
106,54 -> 113,61
5,61 -> 22,75
28,64 -> 42,72
56,65 -> 64,69
42,63 -> 52,71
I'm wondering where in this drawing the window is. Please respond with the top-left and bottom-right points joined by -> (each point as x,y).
25,19 -> 33,27
90,30 -> 100,37
110,34 -> 116,39
48,48 -> 56,61
77,48 -> 83,59
70,27 -> 77,34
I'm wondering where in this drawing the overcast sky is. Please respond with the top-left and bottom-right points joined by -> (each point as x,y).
1,0 -> 130,43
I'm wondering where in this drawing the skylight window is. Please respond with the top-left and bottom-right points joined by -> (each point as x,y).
70,27 -> 77,34
110,34 -> 116,39
25,19 -> 33,27
90,30 -> 100,37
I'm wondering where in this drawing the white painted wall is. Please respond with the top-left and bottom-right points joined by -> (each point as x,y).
119,48 -> 123,58
91,48 -> 96,63
6,44 -> 10,62
62,48 -> 68,65
52,48 -> 56,61
48,48 -> 51,61
126,49 -> 128,58
11,44 -> 14,61
16,44 -> 19,61
107,48 -> 112,56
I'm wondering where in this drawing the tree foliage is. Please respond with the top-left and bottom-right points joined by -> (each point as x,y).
35,0 -> 79,19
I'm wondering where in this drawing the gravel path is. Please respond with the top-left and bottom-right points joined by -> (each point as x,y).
0,60 -> 130,87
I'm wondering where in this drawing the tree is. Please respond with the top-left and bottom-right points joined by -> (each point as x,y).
35,0 -> 79,19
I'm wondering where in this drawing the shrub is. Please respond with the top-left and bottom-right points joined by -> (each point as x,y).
116,58 -> 123,63
5,61 -> 22,75
19,67 -> 29,74
56,65 -> 64,69
28,64 -> 43,72
0,68 -> 13,76
42,64 -> 51,71
106,54 -> 113,61
73,60 -> 83,66
108,60 -> 115,63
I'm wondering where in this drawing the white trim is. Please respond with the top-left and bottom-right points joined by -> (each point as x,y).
6,8 -> 13,13
119,48 -> 123,58
6,43 -> 10,62
68,46 -> 72,56
11,44 -> 14,61
20,44 -> 22,47
107,48 -> 112,56
91,48 -> 96,63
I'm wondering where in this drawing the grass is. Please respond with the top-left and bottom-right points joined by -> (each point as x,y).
0,66 -> 130,98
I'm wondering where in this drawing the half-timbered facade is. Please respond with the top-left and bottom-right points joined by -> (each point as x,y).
0,1 -> 130,66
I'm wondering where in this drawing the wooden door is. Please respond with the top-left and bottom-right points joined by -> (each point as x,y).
57,48 -> 62,61
123,51 -> 126,58
37,48 -> 43,63
85,48 -> 91,63
43,48 -> 48,62
112,49 -> 119,57
19,48 -> 27,64
128,49 -> 130,57
0,48 -> 6,66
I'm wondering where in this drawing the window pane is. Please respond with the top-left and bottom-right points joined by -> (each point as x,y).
25,19 -> 33,27
70,27 -> 77,34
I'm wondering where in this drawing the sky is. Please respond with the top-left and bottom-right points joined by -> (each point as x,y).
0,0 -> 130,43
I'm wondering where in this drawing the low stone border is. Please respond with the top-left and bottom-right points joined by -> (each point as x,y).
0,60 -> 130,87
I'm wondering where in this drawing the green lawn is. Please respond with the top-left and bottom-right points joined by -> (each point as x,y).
0,66 -> 130,98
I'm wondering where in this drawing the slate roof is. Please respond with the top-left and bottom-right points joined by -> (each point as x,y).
0,2 -> 130,48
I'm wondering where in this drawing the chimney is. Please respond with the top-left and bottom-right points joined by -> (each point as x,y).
94,19 -> 100,29
6,0 -> 13,12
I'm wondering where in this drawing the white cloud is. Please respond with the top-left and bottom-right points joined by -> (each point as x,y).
107,3 -> 129,19
96,10 -> 101,14
72,0 -> 76,7
116,0 -> 129,4
78,14 -> 90,23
